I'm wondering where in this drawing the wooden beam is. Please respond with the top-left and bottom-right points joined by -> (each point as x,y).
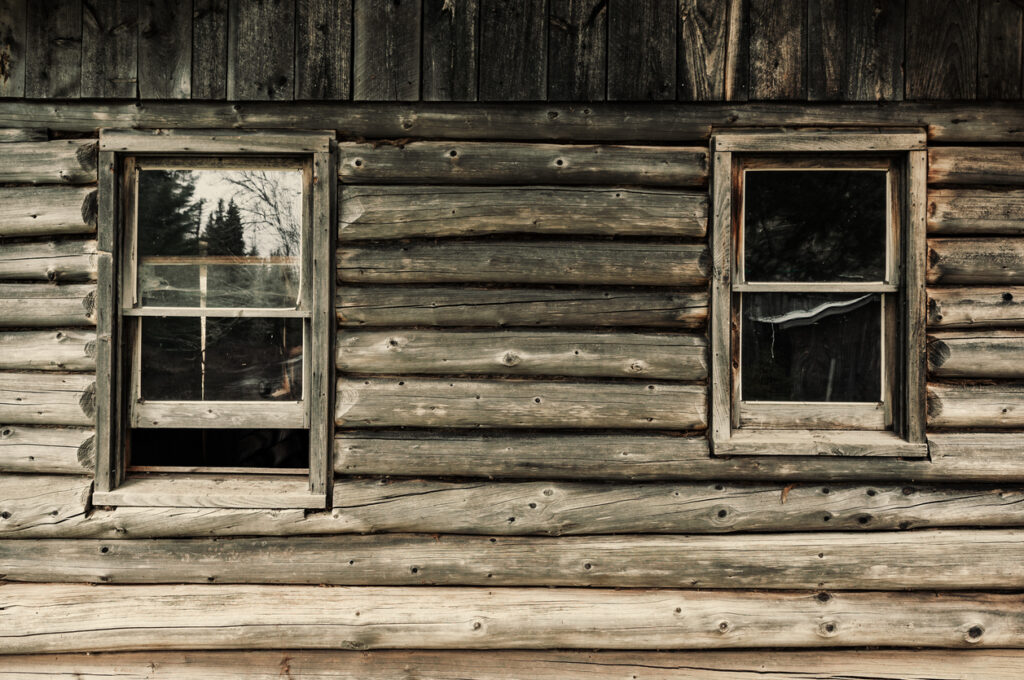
0,474 -> 91,535
928,383 -> 1024,428
928,189 -> 1024,235
929,330 -> 1024,378
0,239 -> 96,282
0,425 -> 93,474
0,329 -> 95,371
92,475 -> 326,510
927,238 -> 1024,284
928,286 -> 1024,328
0,139 -> 97,184
0,186 -> 97,239
929,147 -> 1024,185
99,129 -> 332,153
0,372 -> 95,427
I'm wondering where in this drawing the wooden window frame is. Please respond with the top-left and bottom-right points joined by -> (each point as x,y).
710,130 -> 928,458
92,130 -> 335,508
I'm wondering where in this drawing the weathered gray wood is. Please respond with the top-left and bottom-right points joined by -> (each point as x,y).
92,475 -> 326,510
352,0 -> 420,101
338,286 -> 708,328
0,0 -> 26,97
192,0 -> 228,99
0,239 -> 97,282
905,148 -> 928,444
607,0 -> 676,101
0,127 -> 43,141
715,128 -> 925,151
227,0 -> 295,100
927,238 -> 1024,285
309,150 -> 334,499
807,0 -> 848,100
979,0 -> 1023,99
0,372 -> 95,427
5,650 -> 1024,680
6,584 -> 1024,652
0,186 -> 96,239
749,0 -> 805,100
929,147 -> 1024,186
710,148 -> 732,444
928,383 -> 1024,429
677,0 -> 728,101
714,430 -> 927,458
906,0 -> 978,99
138,0 -> 191,99
0,474 -> 91,535
338,141 -> 709,186
547,0 -> 605,101
0,139 -> 97,184
0,425 -> 93,473
296,0 -> 352,100
422,0 -> 478,101
81,0 -> 137,98
929,286 -> 1024,328
25,0 -> 80,98
0,284 -> 96,327
336,377 -> 707,429
478,0 -> 545,100
100,128 -> 331,153
0,329 -> 95,371
339,185 -> 707,240
339,241 -> 708,286
8,529 -> 1024,590
4,101 -> 1024,143
929,189 -> 1024,235
94,149 -> 118,493
929,330 -> 1024,378
337,330 -> 707,380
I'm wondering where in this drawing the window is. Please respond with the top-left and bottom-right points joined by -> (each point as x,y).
710,131 -> 927,457
93,131 -> 334,508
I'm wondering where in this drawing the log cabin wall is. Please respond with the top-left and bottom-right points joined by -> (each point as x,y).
2,0 -> 1024,677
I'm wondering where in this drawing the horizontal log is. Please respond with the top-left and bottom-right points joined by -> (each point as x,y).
0,140 -> 98,184
0,239 -> 97,282
928,330 -> 1024,378
929,147 -> 1024,186
0,129 -> 46,142
337,330 -> 707,380
927,238 -> 1024,285
928,383 -> 1024,428
339,185 -> 708,240
0,425 -> 94,474
339,241 -> 709,286
92,475 -> 325,510
99,129 -> 331,153
336,377 -> 707,429
0,284 -> 96,327
928,286 -> 1024,328
338,286 -> 708,328
0,474 -> 91,535
0,330 -> 96,371
338,142 -> 709,187
2,584 -> 1024,652
0,186 -> 97,239
0,372 -> 96,426
2,101 -> 1024,143
4,649 -> 1024,680
3,529 -> 1023,590
928,189 -> 1024,235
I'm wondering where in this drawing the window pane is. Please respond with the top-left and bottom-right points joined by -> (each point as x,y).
137,168 -> 302,308
741,293 -> 882,402
140,317 -> 303,401
130,428 -> 309,468
744,170 -> 887,282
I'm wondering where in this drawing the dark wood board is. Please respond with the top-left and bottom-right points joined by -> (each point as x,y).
978,0 -> 1023,99
227,0 -> 295,100
607,0 -> 676,100
678,0 -> 729,101
82,0 -> 137,98
25,0 -> 81,98
423,0 -> 478,101
296,0 -> 352,100
479,0 -> 546,100
353,0 -> 420,101
906,0 -> 978,99
192,0 -> 228,99
748,0 -> 805,100
139,0 -> 192,99
0,0 -> 26,98
548,0 -> 606,101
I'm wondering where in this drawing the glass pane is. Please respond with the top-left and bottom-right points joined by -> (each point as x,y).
741,293 -> 882,402
130,428 -> 309,468
140,317 -> 303,401
744,170 -> 887,282
137,168 -> 302,308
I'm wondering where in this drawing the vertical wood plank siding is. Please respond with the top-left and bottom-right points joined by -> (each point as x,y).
422,0 -> 478,101
353,0 -> 420,101
192,0 -> 228,99
478,0 -> 546,100
0,0 -> 26,98
138,0 -> 192,99
607,0 -> 676,101
81,0 -> 137,99
548,0 -> 606,101
296,0 -> 352,100
227,0 -> 295,100
905,0 -> 978,99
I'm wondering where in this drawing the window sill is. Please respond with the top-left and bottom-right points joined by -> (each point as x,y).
92,474 -> 326,509
712,430 -> 929,458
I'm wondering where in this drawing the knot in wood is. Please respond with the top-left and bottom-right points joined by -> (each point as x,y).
966,625 -> 985,643
502,351 -> 521,366
818,620 -> 839,637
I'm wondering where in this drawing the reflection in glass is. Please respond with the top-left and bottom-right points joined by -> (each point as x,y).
140,317 -> 303,401
130,428 -> 309,468
137,168 -> 302,308
742,293 -> 881,402
744,170 -> 887,282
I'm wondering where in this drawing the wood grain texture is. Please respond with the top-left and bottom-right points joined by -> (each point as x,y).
0,0 -> 26,97
929,189 -> 1024,235
748,0 -> 805,100
100,128 -> 331,153
8,529 -> 1024,590
0,371 -> 95,426
336,376 -> 707,429
422,0 -> 478,101
710,148 -> 731,443
138,0 -> 191,98
227,0 -> 295,100
0,239 -> 97,282
339,185 -> 708,239
0,474 -> 91,535
353,0 -> 420,101
92,475 -> 325,509
5,584 -> 1024,652
0,186 -> 96,238
929,286 -> 1024,328
0,329 -> 96,371
548,0 -> 606,101
927,238 -> 1024,285
338,285 -> 708,328
337,329 -> 707,379
0,127 -> 43,141
678,0 -> 728,101
478,0 -> 545,100
309,149 -> 335,499
929,147 -> 1024,185
0,139 -> 97,184
905,148 -> 928,443
81,0 -> 137,98
0,284 -> 96,328
296,0 -> 352,100
0,425 -> 93,474
338,141 -> 709,186
928,383 -> 1024,428
25,0 -> 80,98
979,0 -> 1023,99
929,330 -> 1024,378
906,0 -> 978,99
607,0 -> 676,101
338,241 -> 709,286
192,0 -> 228,99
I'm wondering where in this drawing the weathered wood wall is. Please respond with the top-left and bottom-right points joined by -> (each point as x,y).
1,0 -> 1021,102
